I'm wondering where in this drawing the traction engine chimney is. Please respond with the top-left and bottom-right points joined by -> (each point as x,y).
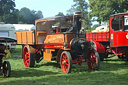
75,12 -> 82,37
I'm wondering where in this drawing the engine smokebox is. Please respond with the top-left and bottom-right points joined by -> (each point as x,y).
70,38 -> 91,55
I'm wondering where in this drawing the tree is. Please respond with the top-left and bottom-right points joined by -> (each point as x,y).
0,0 -> 18,23
56,12 -> 64,16
19,7 -> 43,24
67,0 -> 91,29
36,11 -> 43,19
19,7 -> 33,24
88,0 -> 128,23
66,7 -> 76,16
15,9 -> 25,24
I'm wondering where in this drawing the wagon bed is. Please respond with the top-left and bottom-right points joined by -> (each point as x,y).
86,32 -> 110,42
16,31 -> 76,45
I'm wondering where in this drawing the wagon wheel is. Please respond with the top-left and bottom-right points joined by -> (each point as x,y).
118,55 -> 128,61
23,45 -> 35,67
3,61 -> 11,77
60,51 -> 72,73
87,49 -> 100,70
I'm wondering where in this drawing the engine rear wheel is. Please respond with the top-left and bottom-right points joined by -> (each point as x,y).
87,49 -> 100,70
60,51 -> 72,73
3,61 -> 11,77
23,45 -> 35,67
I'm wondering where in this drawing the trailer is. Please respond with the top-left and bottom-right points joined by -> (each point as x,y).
0,22 -> 16,50
86,12 -> 128,61
16,12 -> 100,73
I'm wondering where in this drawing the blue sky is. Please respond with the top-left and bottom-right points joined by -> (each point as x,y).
15,0 -> 98,25
15,0 -> 74,17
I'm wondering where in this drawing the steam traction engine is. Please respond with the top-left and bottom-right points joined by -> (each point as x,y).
86,12 -> 128,61
16,12 -> 100,73
0,37 -> 16,77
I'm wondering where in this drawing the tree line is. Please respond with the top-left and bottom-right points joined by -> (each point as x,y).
0,0 -> 128,30
66,0 -> 128,30
0,0 -> 43,24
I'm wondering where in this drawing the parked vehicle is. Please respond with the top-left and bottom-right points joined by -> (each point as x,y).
86,12 -> 128,61
0,22 -> 16,51
16,12 -> 100,73
0,37 -> 17,77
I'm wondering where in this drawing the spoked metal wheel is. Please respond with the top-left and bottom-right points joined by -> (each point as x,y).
87,49 -> 100,70
3,61 -> 11,77
23,45 -> 35,67
60,51 -> 72,73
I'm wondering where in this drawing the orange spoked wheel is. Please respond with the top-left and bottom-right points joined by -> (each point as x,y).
23,45 -> 35,67
60,51 -> 72,73
87,49 -> 100,70
3,61 -> 11,77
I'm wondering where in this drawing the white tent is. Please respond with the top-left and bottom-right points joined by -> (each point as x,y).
92,26 -> 108,32
13,24 -> 35,31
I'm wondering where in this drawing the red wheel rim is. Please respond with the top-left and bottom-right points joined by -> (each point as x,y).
23,47 -> 30,67
60,53 -> 69,73
87,52 -> 97,70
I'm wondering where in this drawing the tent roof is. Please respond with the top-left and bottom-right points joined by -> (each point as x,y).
13,24 -> 34,31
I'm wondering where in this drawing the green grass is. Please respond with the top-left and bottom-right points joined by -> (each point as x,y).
11,45 -> 22,56
0,45 -> 128,85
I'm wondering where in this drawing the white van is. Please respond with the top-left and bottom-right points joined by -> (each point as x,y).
0,22 -> 16,50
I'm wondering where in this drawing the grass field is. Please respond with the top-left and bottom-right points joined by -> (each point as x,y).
0,45 -> 128,85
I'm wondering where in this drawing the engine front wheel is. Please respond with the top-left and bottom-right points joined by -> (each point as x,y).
87,49 -> 100,70
99,53 -> 105,61
23,45 -> 35,67
60,51 -> 72,73
3,61 -> 11,77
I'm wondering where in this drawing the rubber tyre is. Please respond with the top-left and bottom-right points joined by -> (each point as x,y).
60,51 -> 72,73
118,55 -> 128,61
118,55 -> 122,59
99,53 -> 105,61
29,53 -> 35,67
87,49 -> 100,70
3,61 -> 11,77
23,45 -> 35,67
